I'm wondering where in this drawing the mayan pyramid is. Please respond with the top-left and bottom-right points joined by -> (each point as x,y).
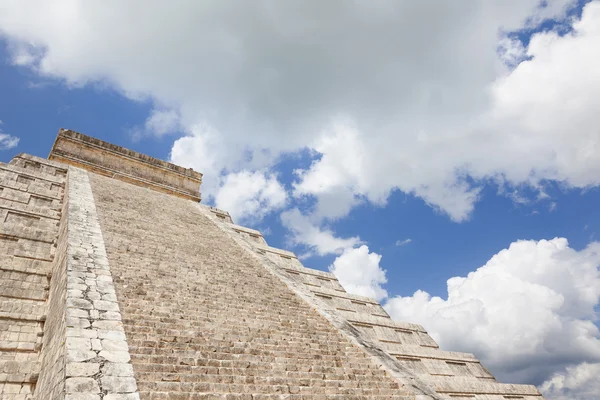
0,128 -> 544,399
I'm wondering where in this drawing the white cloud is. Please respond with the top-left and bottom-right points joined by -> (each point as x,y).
480,4 -> 600,190
0,122 -> 19,149
0,133 -> 19,150
539,362 -> 600,400
396,238 -> 412,247
280,208 -> 361,257
507,189 -> 531,205
144,108 -> 181,137
384,238 -> 600,386
0,0 -> 590,223
214,170 -> 286,223
168,125 -> 225,196
294,1 -> 600,222
329,245 -> 388,301
130,108 -> 182,141
293,123 -> 367,220
297,2 -> 600,223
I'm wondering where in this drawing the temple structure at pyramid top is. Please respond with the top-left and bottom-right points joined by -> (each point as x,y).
0,128 -> 544,399
49,128 -> 203,202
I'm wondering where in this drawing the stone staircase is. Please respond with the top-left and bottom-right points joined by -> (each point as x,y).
88,172 -> 415,399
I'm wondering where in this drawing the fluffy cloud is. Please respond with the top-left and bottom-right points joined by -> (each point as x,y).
214,170 -> 286,224
1,0 -> 593,224
384,238 -> 600,386
539,362 -> 600,399
0,121 -> 19,150
280,208 -> 361,257
293,1 -> 600,222
329,245 -> 388,301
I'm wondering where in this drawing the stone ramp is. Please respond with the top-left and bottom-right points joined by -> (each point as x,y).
0,155 -> 66,399
88,172 -> 416,399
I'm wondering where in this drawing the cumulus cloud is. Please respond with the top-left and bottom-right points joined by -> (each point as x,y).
0,121 -> 19,150
384,238 -> 600,386
214,170 -> 286,224
292,123 -> 367,220
329,245 -> 388,301
294,1 -> 600,222
539,362 -> 600,399
280,208 -> 361,257
0,0 -> 592,224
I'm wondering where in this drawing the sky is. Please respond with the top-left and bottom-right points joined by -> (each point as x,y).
1,1 -> 600,398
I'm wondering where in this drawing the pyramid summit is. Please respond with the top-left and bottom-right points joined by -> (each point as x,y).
0,129 -> 543,399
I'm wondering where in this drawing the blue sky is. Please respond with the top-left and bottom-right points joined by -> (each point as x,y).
1,1 -> 600,397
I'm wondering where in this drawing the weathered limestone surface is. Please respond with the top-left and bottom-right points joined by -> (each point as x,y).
88,172 -> 414,399
0,154 -> 138,399
35,176 -> 69,400
52,167 -> 139,400
0,154 -> 66,399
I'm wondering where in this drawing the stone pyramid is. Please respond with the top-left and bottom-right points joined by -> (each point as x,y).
0,128 -> 544,399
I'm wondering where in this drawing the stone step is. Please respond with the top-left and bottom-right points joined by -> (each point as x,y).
383,343 -> 477,363
138,391 -> 414,400
0,360 -> 39,383
0,163 -> 65,185
430,375 -> 541,396
129,353 -> 384,370
135,372 -> 399,386
0,223 -> 58,243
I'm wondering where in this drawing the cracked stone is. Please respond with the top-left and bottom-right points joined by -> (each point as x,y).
65,377 -> 100,393
93,300 -> 119,312
66,362 -> 100,377
101,339 -> 129,352
67,298 -> 93,310
100,376 -> 137,393
66,349 -> 97,363
99,350 -> 131,363
102,363 -> 134,377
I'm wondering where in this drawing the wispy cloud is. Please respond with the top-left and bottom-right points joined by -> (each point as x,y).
395,238 -> 412,247
259,226 -> 272,236
0,122 -> 19,150
507,190 -> 530,205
